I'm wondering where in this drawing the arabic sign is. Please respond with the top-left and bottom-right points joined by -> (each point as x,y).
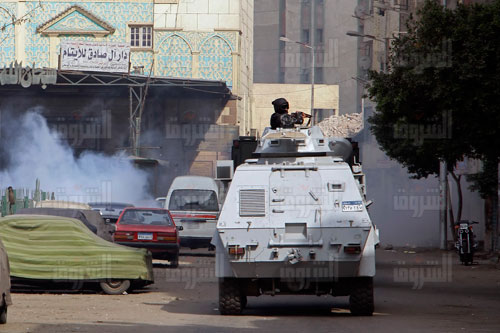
60,40 -> 130,73
0,61 -> 57,88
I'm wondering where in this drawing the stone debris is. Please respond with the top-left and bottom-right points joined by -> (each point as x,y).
317,112 -> 364,138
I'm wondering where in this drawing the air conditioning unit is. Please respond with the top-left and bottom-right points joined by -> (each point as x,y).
216,160 -> 234,180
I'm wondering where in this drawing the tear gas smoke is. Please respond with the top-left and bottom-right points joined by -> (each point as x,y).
0,109 -> 150,205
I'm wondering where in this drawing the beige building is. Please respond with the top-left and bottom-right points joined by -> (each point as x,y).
252,83 -> 339,136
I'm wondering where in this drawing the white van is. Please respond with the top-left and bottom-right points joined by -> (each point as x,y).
165,176 -> 220,249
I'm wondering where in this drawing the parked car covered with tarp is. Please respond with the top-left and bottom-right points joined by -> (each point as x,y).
16,208 -> 98,234
0,215 -> 154,294
16,208 -> 113,241
0,239 -> 12,324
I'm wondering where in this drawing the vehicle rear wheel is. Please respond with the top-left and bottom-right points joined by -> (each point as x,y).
349,277 -> 374,316
219,278 -> 244,315
100,279 -> 131,295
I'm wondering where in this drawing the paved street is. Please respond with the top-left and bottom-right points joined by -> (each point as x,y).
1,249 -> 499,333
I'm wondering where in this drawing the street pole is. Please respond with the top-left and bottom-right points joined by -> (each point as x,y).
440,160 -> 448,250
310,0 -> 315,121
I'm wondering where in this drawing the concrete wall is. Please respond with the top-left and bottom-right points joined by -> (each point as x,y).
252,83 -> 339,136
359,103 -> 485,247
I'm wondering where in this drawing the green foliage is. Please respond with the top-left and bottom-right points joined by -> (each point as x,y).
466,158 -> 499,198
367,0 -> 500,195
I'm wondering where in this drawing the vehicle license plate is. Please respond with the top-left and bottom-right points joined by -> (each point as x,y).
137,232 -> 153,240
342,201 -> 363,212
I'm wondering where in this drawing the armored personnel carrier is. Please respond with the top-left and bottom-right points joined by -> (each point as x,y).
212,126 -> 379,315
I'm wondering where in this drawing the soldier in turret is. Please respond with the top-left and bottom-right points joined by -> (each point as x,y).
270,98 -> 310,129
270,98 -> 289,129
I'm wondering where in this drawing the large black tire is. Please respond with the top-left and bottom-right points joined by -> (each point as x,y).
459,254 -> 466,264
219,278 -> 244,315
100,279 -> 131,295
349,277 -> 374,316
464,253 -> 474,266
241,295 -> 247,309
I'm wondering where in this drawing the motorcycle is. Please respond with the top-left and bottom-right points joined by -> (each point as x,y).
455,220 -> 478,265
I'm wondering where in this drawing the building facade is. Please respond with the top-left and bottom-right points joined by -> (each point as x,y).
0,0 -> 255,196
0,0 -> 253,134
254,0 -> 358,115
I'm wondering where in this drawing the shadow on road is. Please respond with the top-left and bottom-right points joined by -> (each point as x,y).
161,293 -> 351,317
11,281 -> 154,295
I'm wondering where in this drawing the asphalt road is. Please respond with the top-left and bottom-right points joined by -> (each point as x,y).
1,248 -> 499,333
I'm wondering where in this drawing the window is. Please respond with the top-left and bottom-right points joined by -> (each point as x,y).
130,26 -> 152,48
313,109 -> 334,122
314,67 -> 323,84
120,209 -> 174,226
168,190 -> 219,212
300,70 -> 310,84
302,29 -> 310,44
316,28 -> 323,44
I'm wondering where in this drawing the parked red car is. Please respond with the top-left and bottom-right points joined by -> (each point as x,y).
114,208 -> 182,267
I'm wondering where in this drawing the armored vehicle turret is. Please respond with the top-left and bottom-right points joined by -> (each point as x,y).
212,126 -> 379,315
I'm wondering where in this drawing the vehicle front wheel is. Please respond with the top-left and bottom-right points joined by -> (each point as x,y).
241,295 -> 247,309
464,253 -> 474,266
219,278 -> 244,315
349,277 -> 374,316
100,279 -> 131,295
170,253 -> 179,268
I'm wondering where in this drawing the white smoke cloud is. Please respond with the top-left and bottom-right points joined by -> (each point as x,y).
0,109 -> 150,205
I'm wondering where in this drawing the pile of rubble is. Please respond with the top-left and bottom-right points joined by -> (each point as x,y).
317,112 -> 364,138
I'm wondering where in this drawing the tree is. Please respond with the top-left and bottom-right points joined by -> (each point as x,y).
367,0 -> 500,250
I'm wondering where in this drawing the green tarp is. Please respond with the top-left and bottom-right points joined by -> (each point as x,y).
0,215 -> 153,282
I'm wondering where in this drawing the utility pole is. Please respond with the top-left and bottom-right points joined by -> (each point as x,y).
130,60 -> 154,157
439,160 -> 448,250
